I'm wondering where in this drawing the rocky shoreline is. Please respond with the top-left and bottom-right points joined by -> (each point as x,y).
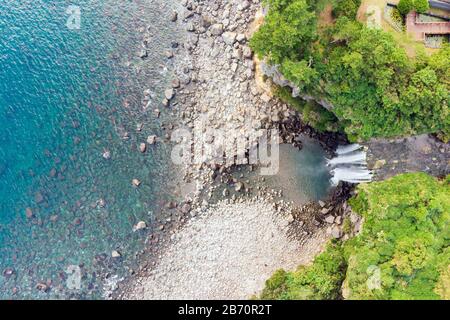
111,0 -> 352,300
113,0 -> 448,300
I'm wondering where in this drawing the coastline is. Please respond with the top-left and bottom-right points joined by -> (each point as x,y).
113,0 -> 449,300
113,0 -> 351,300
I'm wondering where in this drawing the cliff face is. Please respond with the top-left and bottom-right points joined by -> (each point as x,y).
364,134 -> 449,181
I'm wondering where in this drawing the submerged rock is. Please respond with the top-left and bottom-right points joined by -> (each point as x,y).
234,182 -> 244,192
133,221 -> 147,232
97,198 -> 106,208
147,135 -> 157,145
34,192 -> 44,204
170,11 -> 178,22
25,207 -> 34,219
35,282 -> 50,292
3,267 -> 15,279
111,250 -> 121,258
165,88 -> 175,100
102,150 -> 111,160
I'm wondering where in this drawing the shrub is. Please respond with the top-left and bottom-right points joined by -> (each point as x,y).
274,86 -> 342,132
333,0 -> 362,19
397,0 -> 414,15
260,243 -> 346,300
344,173 -> 450,299
414,0 -> 430,13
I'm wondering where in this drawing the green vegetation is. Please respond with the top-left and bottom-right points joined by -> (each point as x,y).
398,0 -> 414,15
250,0 -> 449,141
333,0 -> 361,19
275,86 -> 343,132
260,173 -> 450,300
260,243 -> 346,299
398,0 -> 430,15
414,0 -> 430,14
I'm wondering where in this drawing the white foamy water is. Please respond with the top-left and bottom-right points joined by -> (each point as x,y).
328,144 -> 373,185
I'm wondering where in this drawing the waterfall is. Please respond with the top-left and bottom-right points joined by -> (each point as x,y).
328,144 -> 373,185
327,151 -> 367,166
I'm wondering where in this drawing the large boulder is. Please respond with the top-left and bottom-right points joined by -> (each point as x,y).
210,23 -> 224,36
222,32 -> 237,45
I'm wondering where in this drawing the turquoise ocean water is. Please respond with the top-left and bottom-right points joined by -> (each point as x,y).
0,0 -> 182,298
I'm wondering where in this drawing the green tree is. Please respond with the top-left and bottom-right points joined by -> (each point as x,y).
260,243 -> 346,300
250,0 -> 317,64
333,0 -> 361,19
414,0 -> 430,13
251,0 -> 450,140
259,173 -> 450,300
397,0 -> 414,15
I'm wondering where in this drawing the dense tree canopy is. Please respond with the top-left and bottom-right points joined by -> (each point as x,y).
398,0 -> 415,15
413,0 -> 430,14
260,173 -> 450,300
250,0 -> 450,141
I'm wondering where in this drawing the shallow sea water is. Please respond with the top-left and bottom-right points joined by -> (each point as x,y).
0,0 -> 183,299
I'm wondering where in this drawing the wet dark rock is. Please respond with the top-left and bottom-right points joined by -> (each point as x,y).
181,203 -> 191,214
166,201 -> 177,209
170,11 -> 178,22
139,49 -> 148,59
